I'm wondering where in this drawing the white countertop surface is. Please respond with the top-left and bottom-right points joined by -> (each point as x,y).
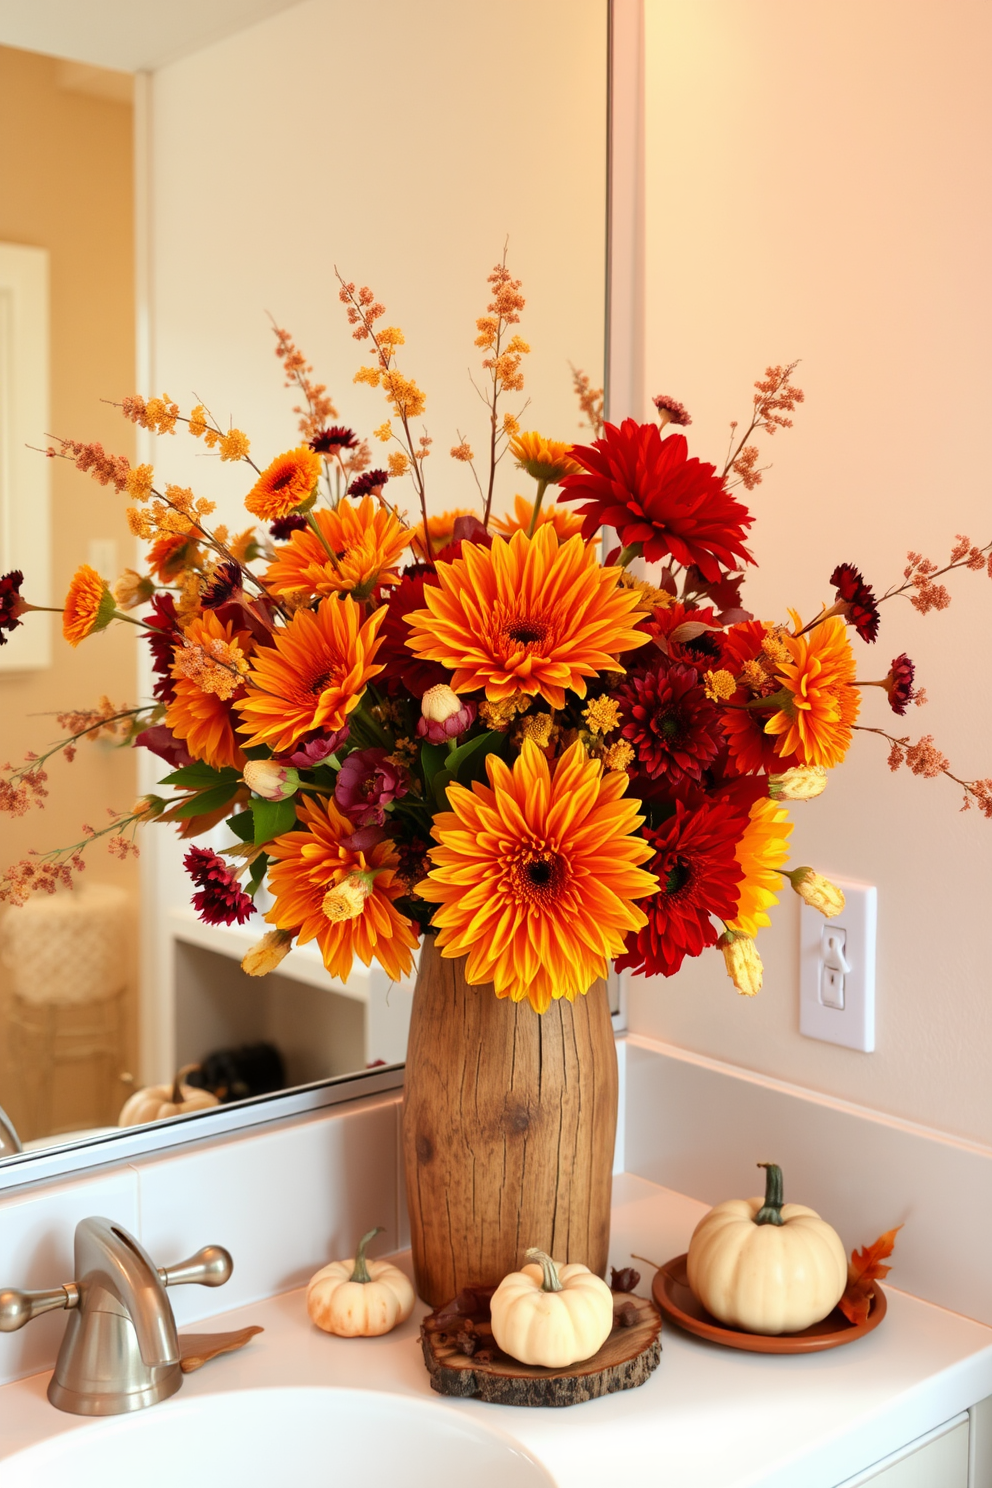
1,1174 -> 990,1488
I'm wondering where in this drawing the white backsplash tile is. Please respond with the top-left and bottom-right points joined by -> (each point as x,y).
0,1169 -> 139,1386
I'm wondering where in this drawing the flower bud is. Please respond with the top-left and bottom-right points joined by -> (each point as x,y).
719,931 -> 763,997
113,569 -> 155,610
787,867 -> 845,918
769,765 -> 828,801
132,794 -> 166,822
241,928 -> 294,977
321,872 -> 373,923
243,759 -> 301,801
416,685 -> 475,743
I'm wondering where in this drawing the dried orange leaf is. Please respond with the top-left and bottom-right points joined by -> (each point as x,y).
838,1225 -> 902,1326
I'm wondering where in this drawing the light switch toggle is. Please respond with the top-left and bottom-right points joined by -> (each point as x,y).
819,927 -> 850,1010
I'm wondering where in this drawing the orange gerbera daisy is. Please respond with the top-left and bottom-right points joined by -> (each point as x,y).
245,446 -> 322,521
147,533 -> 201,583
266,794 -> 418,983
417,739 -> 657,1012
264,497 -> 411,599
166,609 -> 253,770
765,614 -> 860,769
491,493 -> 587,542
237,596 -> 386,753
726,797 -> 793,937
63,565 -> 116,647
410,508 -> 475,560
404,525 -> 649,709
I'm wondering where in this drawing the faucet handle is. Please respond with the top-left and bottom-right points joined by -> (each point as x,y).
0,1283 -> 78,1332
158,1244 -> 232,1290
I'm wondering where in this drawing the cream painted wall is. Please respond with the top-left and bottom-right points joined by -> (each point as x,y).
628,2 -> 992,1143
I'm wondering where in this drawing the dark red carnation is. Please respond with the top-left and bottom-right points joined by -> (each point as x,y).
347,469 -> 389,498
615,658 -> 723,787
376,569 -> 451,696
560,422 -> 754,582
652,394 -> 692,427
830,562 -> 879,643
284,726 -> 350,768
144,592 -> 180,705
310,425 -> 358,454
884,653 -> 917,715
0,569 -> 26,645
201,560 -> 242,609
616,800 -> 747,978
269,513 -> 308,540
184,846 -> 255,926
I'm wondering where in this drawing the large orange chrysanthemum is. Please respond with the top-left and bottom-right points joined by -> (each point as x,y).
63,564 -> 115,647
166,610 -> 252,770
417,739 -> 657,1012
237,597 -> 386,752
264,497 -> 410,599
490,493 -> 588,542
266,795 -> 418,983
726,797 -> 793,937
245,446 -> 322,521
765,615 -> 860,769
405,525 -> 649,709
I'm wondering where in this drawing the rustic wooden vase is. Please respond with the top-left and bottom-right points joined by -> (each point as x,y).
402,936 -> 618,1307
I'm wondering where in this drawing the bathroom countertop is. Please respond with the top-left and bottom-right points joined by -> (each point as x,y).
1,1173 -> 990,1488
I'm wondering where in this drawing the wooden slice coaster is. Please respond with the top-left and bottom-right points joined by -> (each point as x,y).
420,1290 -> 662,1408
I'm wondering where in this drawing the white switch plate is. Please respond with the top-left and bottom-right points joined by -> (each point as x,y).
799,878 -> 876,1051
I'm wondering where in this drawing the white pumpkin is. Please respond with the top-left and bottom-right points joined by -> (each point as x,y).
490,1247 -> 614,1368
307,1227 -> 415,1337
686,1162 -> 847,1335
118,1065 -> 218,1126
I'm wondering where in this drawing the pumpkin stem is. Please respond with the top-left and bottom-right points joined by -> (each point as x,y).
754,1162 -> 785,1226
349,1226 -> 384,1284
170,1063 -> 200,1105
524,1247 -> 563,1293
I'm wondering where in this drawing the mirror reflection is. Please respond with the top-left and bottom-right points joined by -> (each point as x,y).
0,1 -> 608,1157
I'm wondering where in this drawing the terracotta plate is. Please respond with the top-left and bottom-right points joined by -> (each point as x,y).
652,1253 -> 886,1354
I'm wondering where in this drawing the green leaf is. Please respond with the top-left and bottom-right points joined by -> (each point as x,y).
447,729 -> 503,782
420,742 -> 448,790
246,851 -> 269,897
253,795 -> 299,846
172,783 -> 240,820
431,768 -> 453,808
160,763 -> 240,789
226,810 -> 255,843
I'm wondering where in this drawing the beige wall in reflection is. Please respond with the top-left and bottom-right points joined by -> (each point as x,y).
0,45 -> 139,1138
631,1 -> 992,1144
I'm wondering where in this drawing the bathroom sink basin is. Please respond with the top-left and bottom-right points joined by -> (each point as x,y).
2,1386 -> 554,1487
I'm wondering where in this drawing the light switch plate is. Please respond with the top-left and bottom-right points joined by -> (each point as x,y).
799,878 -> 876,1051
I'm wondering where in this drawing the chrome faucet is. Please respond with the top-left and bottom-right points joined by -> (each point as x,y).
0,1103 -> 22,1157
0,1216 -> 232,1415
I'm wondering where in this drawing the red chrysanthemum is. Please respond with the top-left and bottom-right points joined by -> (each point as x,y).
184,846 -> 255,927
647,602 -> 725,669
560,422 -> 754,582
0,569 -> 26,645
830,563 -> 879,644
375,568 -> 451,697
615,658 -> 723,788
884,652 -> 917,715
143,592 -> 180,705
616,800 -> 747,978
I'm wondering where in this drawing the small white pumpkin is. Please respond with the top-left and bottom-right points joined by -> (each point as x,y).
118,1064 -> 219,1127
307,1227 -> 415,1338
490,1247 -> 614,1368
686,1162 -> 847,1335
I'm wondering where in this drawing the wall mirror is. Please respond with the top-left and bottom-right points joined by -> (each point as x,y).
0,0 -> 613,1180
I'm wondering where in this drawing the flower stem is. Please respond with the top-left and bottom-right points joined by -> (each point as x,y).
525,479 -> 549,537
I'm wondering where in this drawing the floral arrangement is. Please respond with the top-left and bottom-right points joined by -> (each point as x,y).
1,260 -> 989,1012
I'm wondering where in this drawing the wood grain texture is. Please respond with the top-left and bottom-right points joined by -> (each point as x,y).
420,1294 -> 661,1407
402,938 -> 618,1307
